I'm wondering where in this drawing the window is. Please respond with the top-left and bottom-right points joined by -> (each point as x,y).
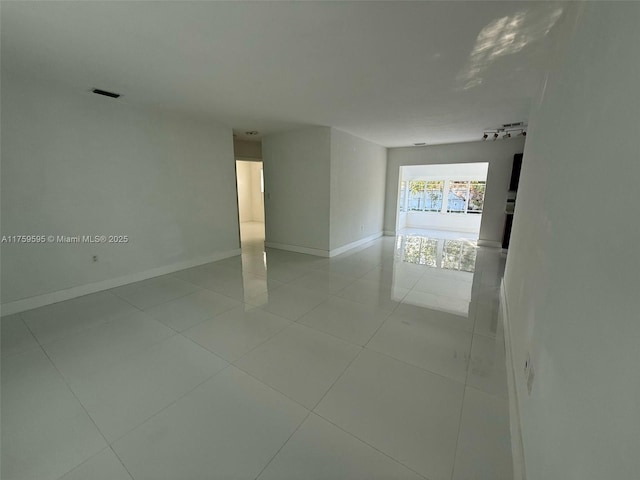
467,181 -> 485,213
408,180 -> 425,211
446,180 -> 486,214
447,181 -> 469,213
424,181 -> 444,212
408,180 -> 444,212
405,179 -> 485,214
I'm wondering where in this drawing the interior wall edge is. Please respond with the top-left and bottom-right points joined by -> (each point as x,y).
500,279 -> 527,480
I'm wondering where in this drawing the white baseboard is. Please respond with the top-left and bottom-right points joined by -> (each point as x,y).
266,232 -> 384,258
1,248 -> 241,316
329,232 -> 383,257
500,280 -> 527,480
265,242 -> 330,257
478,239 -> 502,248
404,224 -> 479,234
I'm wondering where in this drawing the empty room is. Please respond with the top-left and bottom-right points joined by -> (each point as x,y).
1,2 -> 638,480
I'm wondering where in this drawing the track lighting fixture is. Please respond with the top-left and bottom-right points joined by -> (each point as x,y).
482,123 -> 527,141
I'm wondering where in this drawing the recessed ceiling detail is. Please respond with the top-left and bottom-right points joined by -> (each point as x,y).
92,88 -> 121,99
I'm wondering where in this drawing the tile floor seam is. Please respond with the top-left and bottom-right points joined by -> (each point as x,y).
178,310 -> 292,362
251,411 -> 313,480
294,315 -> 387,348
1,312 -> 42,359
449,386 -> 470,480
109,278 -> 204,311
108,445 -> 136,480
293,305 -> 387,348
309,411 -> 430,480
50,446 -> 133,480
35,307 -> 170,348
105,362 -> 234,446
50,448 -> 103,480
253,294 -> 330,322
47,330 -> 181,387
229,362 -> 315,412
448,331 -> 479,480
361,310 -> 394,349
309,344 -> 365,411
288,273 -> 359,297
155,299 -> 249,334
36,336 -> 112,465
23,305 -> 140,348
361,345 -> 469,387
43,331 -> 226,447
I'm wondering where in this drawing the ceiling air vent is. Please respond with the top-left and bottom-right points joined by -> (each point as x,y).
92,88 -> 121,99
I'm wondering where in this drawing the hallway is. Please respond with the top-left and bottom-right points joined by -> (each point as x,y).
240,221 -> 265,256
2,232 -> 511,480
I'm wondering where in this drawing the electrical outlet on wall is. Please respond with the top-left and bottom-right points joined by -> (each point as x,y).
92,255 -> 98,263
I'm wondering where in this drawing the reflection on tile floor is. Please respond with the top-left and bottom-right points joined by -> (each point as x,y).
1,224 -> 512,480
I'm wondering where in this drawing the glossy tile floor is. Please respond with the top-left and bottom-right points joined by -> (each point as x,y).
1,223 -> 512,480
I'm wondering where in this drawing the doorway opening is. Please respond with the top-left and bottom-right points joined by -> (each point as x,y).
235,160 -> 265,252
396,162 -> 489,239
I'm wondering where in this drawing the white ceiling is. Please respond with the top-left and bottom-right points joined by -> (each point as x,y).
1,1 -> 564,147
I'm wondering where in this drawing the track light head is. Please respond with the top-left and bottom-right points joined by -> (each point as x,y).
484,122 -> 526,141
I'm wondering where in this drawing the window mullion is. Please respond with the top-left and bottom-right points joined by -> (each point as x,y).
422,184 -> 427,212
464,181 -> 470,214
442,179 -> 450,214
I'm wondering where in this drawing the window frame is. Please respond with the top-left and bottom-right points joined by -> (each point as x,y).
404,178 -> 486,215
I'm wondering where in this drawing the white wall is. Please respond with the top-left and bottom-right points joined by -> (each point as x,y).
262,126 -> 386,256
250,162 -> 265,223
405,212 -> 481,234
385,140 -> 525,245
330,128 -> 386,250
1,72 -> 240,308
503,3 -> 640,479
236,161 -> 264,223
236,161 -> 253,223
233,139 -> 262,161
398,211 -> 408,230
262,127 -> 331,253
